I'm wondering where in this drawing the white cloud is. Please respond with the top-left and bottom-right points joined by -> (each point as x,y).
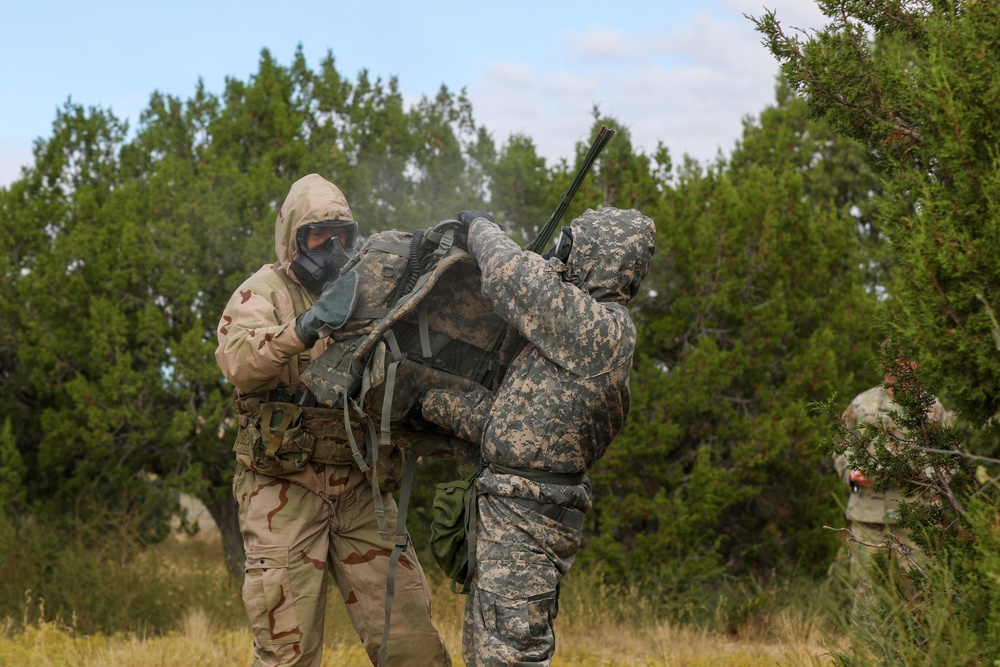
717,0 -> 828,27
0,143 -> 32,188
566,27 -> 640,60
467,6 -> 799,167
0,1 -> 835,187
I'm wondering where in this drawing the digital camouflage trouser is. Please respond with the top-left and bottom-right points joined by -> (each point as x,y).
234,462 -> 452,667
463,493 -> 585,667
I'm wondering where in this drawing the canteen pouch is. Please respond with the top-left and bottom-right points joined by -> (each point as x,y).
236,402 -> 315,476
429,467 -> 480,593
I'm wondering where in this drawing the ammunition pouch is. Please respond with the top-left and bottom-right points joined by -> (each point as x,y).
233,396 -> 405,489
234,401 -> 315,475
429,464 -> 588,593
300,336 -> 365,409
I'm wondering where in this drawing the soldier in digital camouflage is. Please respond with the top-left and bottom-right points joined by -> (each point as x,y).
215,174 -> 451,667
416,207 -> 656,666
834,358 -> 954,587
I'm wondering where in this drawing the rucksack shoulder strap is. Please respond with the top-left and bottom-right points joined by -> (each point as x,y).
275,267 -> 310,317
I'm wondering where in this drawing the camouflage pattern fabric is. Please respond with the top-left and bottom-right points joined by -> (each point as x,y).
834,385 -> 952,590
422,208 -> 656,665
215,174 -> 352,395
846,520 -> 919,590
216,174 -> 450,666
235,462 -> 451,667
834,385 -> 952,525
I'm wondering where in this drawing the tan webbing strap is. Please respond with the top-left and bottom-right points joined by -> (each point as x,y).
354,395 -> 388,541
378,452 -> 419,667
276,269 -> 311,379
417,302 -> 433,359
276,268 -> 310,317
368,239 -> 411,257
351,307 -> 392,319
434,228 -> 454,259
368,328 -> 406,545
259,403 -> 301,458
357,361 -> 380,525
380,329 -> 406,448
342,390 -> 369,473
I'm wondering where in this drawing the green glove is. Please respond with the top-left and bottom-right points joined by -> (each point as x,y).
294,273 -> 358,346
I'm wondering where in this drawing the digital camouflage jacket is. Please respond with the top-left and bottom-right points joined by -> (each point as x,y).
422,208 -> 655,508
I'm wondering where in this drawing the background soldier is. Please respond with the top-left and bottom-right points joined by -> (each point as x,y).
415,208 -> 655,666
834,358 -> 954,585
215,174 -> 451,667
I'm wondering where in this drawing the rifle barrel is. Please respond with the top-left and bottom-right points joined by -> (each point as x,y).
525,125 -> 616,253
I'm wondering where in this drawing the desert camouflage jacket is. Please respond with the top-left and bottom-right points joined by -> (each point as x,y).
834,385 -> 953,524
423,208 -> 655,507
215,174 -> 354,396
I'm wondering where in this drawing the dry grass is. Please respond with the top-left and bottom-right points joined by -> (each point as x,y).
0,608 -> 837,667
0,527 -> 842,666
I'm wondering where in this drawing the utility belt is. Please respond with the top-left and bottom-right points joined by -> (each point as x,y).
234,393 -> 373,477
489,463 -> 587,529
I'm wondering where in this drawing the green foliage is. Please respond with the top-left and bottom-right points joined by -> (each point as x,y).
489,133 -> 558,243
586,87 -> 881,598
0,507 -> 243,636
823,341 -> 1000,664
753,0 -> 1000,425
755,2 -> 1000,661
0,419 -> 25,510
0,47 -> 507,571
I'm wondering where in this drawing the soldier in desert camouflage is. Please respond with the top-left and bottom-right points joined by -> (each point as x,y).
215,174 -> 450,667
834,358 -> 953,585
415,207 -> 656,666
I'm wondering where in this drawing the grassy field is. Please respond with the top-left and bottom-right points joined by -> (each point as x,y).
0,523 -> 843,666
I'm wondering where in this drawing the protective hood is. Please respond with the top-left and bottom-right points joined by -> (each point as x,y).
563,207 -> 656,305
274,174 -> 355,271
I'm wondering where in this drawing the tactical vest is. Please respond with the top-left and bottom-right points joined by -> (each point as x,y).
233,220 -> 521,489
302,221 -> 521,458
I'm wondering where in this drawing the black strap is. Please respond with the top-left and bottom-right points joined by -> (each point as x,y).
402,228 -> 425,295
509,497 -> 585,530
490,463 -> 585,486
377,453 -> 419,667
457,470 -> 481,594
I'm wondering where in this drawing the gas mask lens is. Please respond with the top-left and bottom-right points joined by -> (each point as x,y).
292,220 -> 359,294
553,227 -> 573,262
298,220 -> 357,253
542,227 -> 573,261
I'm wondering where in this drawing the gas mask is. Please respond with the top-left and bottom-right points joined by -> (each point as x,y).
542,226 -> 573,263
291,220 -> 358,295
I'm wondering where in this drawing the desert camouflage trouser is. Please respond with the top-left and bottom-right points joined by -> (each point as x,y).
847,520 -> 920,616
234,462 -> 452,667
462,493 -> 585,667
848,520 -> 920,581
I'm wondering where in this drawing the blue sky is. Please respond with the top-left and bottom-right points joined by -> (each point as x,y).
0,0 -> 829,187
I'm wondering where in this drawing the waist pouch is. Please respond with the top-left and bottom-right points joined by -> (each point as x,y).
235,399 -> 392,479
429,467 -> 481,594
429,464 -> 586,594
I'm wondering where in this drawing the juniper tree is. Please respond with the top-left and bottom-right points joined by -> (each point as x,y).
755,2 -> 1000,660
586,87 -> 881,598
